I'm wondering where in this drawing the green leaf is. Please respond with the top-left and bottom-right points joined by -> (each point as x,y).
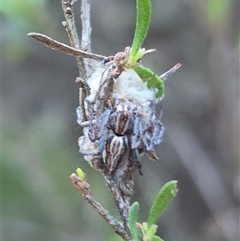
148,224 -> 158,236
130,0 -> 151,60
129,202 -> 140,241
76,168 -> 85,181
152,235 -> 164,241
147,180 -> 178,227
133,65 -> 164,98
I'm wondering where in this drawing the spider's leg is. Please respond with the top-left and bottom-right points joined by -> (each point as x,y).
130,116 -> 144,175
97,107 -> 111,137
142,100 -> 164,151
134,113 -> 154,152
152,120 -> 164,146
98,129 -> 108,153
129,149 -> 143,175
79,127 -> 107,156
151,101 -> 164,146
88,100 -> 99,142
131,115 -> 144,149
87,66 -> 113,142
76,106 -> 84,125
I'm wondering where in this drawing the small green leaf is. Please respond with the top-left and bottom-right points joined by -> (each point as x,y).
76,168 -> 85,181
133,65 -> 153,82
148,224 -> 158,236
142,224 -> 161,241
130,0 -> 151,61
133,65 -> 164,98
147,180 -> 178,227
129,202 -> 140,241
152,235 -> 164,241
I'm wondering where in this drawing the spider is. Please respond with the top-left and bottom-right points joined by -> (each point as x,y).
78,99 -> 134,176
76,55 -> 165,176
77,95 -> 164,176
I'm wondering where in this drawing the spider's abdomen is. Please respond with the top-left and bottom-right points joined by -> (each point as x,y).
103,134 -> 128,175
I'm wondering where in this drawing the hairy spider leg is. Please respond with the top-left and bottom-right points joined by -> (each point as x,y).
129,149 -> 143,175
131,113 -> 146,150
96,65 -> 114,114
150,100 -> 165,146
130,101 -> 163,162
151,119 -> 164,146
139,98 -> 164,151
87,66 -> 115,142
79,127 -> 108,156
76,106 -> 84,125
76,78 -> 89,122
88,102 -> 111,142
87,99 -> 98,141
127,115 -> 144,175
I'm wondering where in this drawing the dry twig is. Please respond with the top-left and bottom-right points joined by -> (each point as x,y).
70,173 -> 129,240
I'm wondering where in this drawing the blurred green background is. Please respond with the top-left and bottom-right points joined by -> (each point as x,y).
2,0 -> 239,241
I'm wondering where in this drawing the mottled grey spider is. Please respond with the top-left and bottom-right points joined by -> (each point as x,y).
76,55 -> 167,176
77,98 -> 135,176
77,92 -> 164,176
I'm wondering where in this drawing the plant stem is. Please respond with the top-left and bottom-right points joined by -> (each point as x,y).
105,177 -> 132,241
80,0 -> 92,52
70,174 -> 129,240
61,0 -> 87,81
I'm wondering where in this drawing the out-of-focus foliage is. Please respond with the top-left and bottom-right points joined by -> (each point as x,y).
206,0 -> 230,25
3,108 -> 113,241
2,0 -> 239,241
1,0 -> 57,62
2,0 -> 47,25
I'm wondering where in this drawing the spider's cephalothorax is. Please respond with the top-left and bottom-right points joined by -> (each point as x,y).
109,101 -> 134,136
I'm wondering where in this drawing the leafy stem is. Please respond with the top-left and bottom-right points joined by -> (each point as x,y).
130,0 -> 151,62
147,180 -> 178,227
128,181 -> 178,241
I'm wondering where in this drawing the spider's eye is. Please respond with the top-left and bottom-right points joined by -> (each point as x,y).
116,103 -> 130,113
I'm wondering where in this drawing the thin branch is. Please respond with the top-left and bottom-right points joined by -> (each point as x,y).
61,0 -> 86,80
105,177 -> 132,241
27,33 -> 106,61
70,174 -> 129,240
81,0 -> 92,52
160,63 -> 182,82
80,0 -> 96,79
